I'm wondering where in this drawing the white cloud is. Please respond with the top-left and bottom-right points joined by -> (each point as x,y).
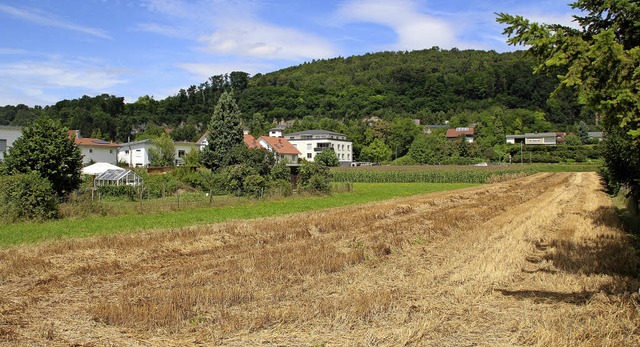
132,22 -> 190,39
198,19 -> 336,60
0,48 -> 27,55
0,4 -> 111,39
0,58 -> 126,106
334,0 -> 464,50
140,0 -> 337,61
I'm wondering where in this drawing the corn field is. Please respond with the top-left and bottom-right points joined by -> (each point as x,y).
331,168 -> 529,184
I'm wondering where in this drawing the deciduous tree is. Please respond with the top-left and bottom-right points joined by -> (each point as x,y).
149,133 -> 176,167
1,116 -> 82,199
497,0 -> 640,201
315,148 -> 340,167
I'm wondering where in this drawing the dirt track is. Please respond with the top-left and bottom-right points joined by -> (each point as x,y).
1,172 -> 639,346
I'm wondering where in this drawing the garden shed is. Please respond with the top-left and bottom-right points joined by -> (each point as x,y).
94,169 -> 142,187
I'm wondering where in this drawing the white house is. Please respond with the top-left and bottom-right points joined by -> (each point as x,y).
524,132 -> 557,145
0,125 -> 22,161
195,132 -> 209,151
284,129 -> 353,166
506,134 -> 526,144
69,131 -> 120,165
117,139 -> 153,167
174,141 -> 197,166
506,132 -> 563,145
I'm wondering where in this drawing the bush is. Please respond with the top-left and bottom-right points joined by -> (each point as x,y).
143,173 -> 181,198
96,185 -> 138,200
271,160 -> 291,181
243,174 -> 266,198
221,164 -> 259,196
268,179 -> 293,197
390,155 -> 418,166
0,172 -> 59,222
298,161 -> 332,193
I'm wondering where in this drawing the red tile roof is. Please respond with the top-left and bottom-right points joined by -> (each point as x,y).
243,134 -> 261,149
259,136 -> 300,155
68,130 -> 119,147
74,138 -> 120,147
446,128 -> 475,138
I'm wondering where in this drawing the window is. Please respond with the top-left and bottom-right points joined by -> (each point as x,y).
307,153 -> 312,159
125,150 -> 129,154
178,150 -> 186,158
0,139 -> 6,152
89,149 -> 93,153
347,145 -> 350,150
306,143 -> 312,150
109,150 -> 113,154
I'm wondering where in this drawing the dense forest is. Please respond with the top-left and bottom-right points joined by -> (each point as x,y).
0,47 -> 594,161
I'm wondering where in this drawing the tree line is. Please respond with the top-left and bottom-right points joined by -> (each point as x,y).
1,48 -> 592,142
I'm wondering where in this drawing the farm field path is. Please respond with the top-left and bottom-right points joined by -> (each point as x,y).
0,172 -> 638,346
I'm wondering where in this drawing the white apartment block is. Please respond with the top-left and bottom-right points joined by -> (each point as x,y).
282,129 -> 353,166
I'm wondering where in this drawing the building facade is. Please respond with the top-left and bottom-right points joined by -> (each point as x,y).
284,129 -> 353,166
117,139 -> 153,167
0,126 -> 22,161
506,133 -> 559,145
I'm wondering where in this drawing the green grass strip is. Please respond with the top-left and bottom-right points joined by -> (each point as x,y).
0,182 -> 475,248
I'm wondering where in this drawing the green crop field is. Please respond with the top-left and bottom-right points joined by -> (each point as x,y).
330,163 -> 599,183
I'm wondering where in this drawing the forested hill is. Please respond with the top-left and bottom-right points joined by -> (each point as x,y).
0,48 -> 586,142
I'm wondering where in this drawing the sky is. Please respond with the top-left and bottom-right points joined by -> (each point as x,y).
0,0 -> 579,107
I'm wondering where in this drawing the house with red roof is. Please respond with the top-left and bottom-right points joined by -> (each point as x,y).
69,130 -> 120,165
445,127 -> 475,143
256,135 -> 300,163
198,131 -> 300,164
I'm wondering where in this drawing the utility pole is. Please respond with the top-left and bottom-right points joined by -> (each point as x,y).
520,142 -> 523,164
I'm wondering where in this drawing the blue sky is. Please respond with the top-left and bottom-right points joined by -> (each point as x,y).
0,0 -> 578,107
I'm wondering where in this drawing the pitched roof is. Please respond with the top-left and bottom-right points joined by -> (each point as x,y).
259,136 -> 300,155
68,130 -> 119,147
196,131 -> 208,144
243,134 -> 261,149
74,137 -> 120,147
446,127 -> 474,138
118,139 -> 152,147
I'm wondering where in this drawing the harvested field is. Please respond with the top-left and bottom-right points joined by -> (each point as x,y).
1,172 -> 638,346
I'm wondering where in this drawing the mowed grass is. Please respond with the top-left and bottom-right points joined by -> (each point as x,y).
0,182 -> 475,248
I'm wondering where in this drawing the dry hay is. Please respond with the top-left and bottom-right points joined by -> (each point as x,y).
0,172 -> 638,346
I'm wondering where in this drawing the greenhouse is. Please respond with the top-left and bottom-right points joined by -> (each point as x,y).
94,169 -> 142,187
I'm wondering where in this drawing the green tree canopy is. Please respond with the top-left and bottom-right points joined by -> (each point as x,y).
409,134 -> 446,164
149,133 -> 176,167
200,90 -> 244,171
315,148 -> 340,167
360,138 -> 392,163
1,116 -> 82,199
497,0 -> 640,200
